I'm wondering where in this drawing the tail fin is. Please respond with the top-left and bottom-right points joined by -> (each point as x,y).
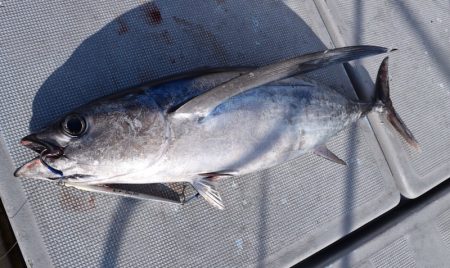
374,57 -> 420,151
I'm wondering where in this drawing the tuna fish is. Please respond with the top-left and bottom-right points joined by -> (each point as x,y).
14,46 -> 418,209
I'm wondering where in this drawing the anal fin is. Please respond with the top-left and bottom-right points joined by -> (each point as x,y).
192,177 -> 224,210
314,144 -> 347,165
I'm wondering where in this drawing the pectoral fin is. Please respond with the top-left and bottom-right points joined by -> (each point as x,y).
198,170 -> 236,177
172,46 -> 389,118
63,182 -> 182,204
192,177 -> 224,210
314,145 -> 347,165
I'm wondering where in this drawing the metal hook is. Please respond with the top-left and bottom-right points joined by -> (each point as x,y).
40,149 -> 64,177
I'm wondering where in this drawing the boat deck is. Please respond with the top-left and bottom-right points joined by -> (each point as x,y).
0,1 -> 449,267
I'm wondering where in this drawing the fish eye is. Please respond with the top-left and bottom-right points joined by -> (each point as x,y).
62,114 -> 87,137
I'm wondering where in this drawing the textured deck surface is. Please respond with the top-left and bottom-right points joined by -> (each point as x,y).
322,0 -> 450,198
320,184 -> 450,268
0,1 -> 448,267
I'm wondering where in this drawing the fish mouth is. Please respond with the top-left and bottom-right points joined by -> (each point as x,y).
20,134 -> 63,157
15,134 -> 65,178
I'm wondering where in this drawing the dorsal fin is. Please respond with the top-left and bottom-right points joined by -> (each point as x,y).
172,46 -> 388,119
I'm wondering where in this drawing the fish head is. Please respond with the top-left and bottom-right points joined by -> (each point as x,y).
15,94 -> 169,182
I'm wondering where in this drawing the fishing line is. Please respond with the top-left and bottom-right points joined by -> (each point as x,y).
180,183 -> 200,205
8,179 -> 43,219
8,149 -> 66,219
0,241 -> 18,262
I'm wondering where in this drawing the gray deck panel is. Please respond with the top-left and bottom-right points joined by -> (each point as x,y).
320,185 -> 450,268
0,135 -> 51,267
0,1 -> 399,267
321,0 -> 450,198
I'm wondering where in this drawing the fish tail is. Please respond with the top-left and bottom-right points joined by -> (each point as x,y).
374,57 -> 420,151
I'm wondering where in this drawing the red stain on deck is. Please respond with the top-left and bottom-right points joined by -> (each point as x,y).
117,18 -> 128,35
172,16 -> 228,65
159,30 -> 173,45
59,188 -> 96,212
142,2 -> 162,25
172,16 -> 191,27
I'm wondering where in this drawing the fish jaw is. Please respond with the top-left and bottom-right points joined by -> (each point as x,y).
15,133 -> 66,179
14,156 -> 98,182
14,157 -> 59,180
20,133 -> 65,156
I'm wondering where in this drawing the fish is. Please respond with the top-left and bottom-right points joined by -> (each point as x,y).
14,46 -> 419,209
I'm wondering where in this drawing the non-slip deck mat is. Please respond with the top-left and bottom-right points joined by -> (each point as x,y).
0,1 -> 398,267
322,0 -> 450,198
320,184 -> 450,268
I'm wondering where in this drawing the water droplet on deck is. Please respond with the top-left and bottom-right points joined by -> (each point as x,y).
235,239 -> 244,250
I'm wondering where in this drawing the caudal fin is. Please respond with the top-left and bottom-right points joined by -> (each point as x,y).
375,57 -> 420,150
